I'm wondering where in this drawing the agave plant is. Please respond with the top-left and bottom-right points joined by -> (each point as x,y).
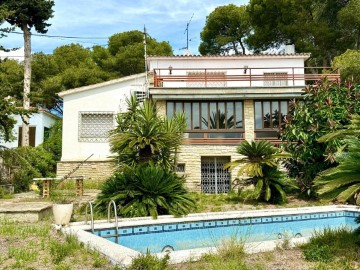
225,140 -> 295,203
95,165 -> 196,219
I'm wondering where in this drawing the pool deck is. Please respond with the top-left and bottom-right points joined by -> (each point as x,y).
64,205 -> 360,267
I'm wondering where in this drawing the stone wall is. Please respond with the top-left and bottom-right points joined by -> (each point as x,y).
176,144 -> 242,192
57,160 -> 115,180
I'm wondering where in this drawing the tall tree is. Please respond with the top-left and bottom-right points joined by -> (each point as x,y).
0,0 -> 54,146
247,0 -> 350,66
98,30 -> 173,76
199,4 -> 251,55
333,49 -> 360,82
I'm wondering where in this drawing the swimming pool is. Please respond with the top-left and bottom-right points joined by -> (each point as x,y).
64,205 -> 360,266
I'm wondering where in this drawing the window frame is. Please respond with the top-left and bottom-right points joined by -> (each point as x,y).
254,100 -> 289,139
167,101 -> 245,141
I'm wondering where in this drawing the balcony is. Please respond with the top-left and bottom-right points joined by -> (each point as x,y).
152,67 -> 340,88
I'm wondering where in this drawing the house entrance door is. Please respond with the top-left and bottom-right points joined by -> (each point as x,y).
201,157 -> 231,194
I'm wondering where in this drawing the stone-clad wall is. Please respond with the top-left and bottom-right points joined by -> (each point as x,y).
176,144 -> 242,192
244,99 -> 255,141
57,160 -> 115,180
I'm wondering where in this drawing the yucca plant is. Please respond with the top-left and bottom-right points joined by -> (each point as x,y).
95,165 -> 195,219
109,96 -> 185,170
225,140 -> 295,203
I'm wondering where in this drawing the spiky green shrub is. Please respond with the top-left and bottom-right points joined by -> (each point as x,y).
95,165 -> 195,219
225,140 -> 295,204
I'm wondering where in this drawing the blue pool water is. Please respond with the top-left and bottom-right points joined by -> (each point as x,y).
90,211 -> 359,253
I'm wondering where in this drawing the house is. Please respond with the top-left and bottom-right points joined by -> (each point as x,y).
57,48 -> 339,191
56,73 -> 147,179
0,109 -> 59,148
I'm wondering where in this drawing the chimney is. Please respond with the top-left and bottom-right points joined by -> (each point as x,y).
285,44 -> 295,54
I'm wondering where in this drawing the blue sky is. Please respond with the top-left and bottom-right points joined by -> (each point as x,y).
1,0 -> 248,56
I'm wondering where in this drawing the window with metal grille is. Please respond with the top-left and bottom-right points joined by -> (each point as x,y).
263,72 -> 288,87
187,71 -> 226,87
79,112 -> 114,142
254,100 -> 289,138
201,157 -> 231,194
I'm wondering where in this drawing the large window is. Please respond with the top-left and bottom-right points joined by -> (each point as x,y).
254,100 -> 289,138
167,101 -> 244,139
79,112 -> 114,142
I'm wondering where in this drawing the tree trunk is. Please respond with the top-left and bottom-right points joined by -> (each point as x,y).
21,23 -> 31,147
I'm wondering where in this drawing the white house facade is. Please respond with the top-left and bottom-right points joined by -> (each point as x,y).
57,73 -> 147,179
57,51 -> 339,190
0,110 -> 58,148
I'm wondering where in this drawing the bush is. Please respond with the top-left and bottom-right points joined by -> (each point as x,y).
95,164 -> 196,219
128,252 -> 169,270
1,146 -> 56,192
301,227 -> 359,262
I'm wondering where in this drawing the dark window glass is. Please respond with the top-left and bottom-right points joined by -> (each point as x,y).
217,102 -> 225,129
226,102 -> 235,129
184,102 -> 191,129
272,101 -> 279,128
255,101 -> 262,129
263,101 -> 271,128
209,102 -> 217,129
201,102 -> 209,130
167,102 -> 174,119
193,102 -> 200,129
235,102 -> 243,128
281,101 -> 288,124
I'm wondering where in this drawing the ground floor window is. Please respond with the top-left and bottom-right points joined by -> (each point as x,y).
18,126 -> 36,147
201,156 -> 231,194
78,112 -> 114,142
167,101 -> 244,139
254,100 -> 289,139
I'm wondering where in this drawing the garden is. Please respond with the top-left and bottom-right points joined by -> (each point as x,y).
1,80 -> 360,269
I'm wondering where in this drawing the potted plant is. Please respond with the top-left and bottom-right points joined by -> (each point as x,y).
51,191 -> 75,226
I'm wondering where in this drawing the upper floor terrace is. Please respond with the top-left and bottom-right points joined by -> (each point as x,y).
152,66 -> 339,88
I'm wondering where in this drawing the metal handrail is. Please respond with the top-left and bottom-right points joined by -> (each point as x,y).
85,201 -> 94,233
107,200 -> 119,231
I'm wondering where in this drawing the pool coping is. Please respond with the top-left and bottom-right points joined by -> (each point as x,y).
63,205 -> 360,266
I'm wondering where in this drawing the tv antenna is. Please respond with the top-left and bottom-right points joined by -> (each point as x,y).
182,13 -> 194,51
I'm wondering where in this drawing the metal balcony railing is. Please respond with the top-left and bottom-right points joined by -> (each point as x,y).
153,67 -> 340,88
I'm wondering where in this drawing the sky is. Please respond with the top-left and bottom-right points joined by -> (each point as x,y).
1,0 -> 249,59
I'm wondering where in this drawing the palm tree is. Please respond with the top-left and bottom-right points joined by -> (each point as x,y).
95,165 -> 196,219
225,140 -> 295,203
315,115 -> 360,204
109,97 -> 186,170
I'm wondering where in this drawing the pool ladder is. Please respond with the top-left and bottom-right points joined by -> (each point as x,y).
85,200 -> 120,243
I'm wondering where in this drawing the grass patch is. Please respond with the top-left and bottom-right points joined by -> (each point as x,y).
49,234 -> 82,264
127,251 -> 169,270
302,227 -> 360,263
8,246 -> 38,268
0,220 -> 49,237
